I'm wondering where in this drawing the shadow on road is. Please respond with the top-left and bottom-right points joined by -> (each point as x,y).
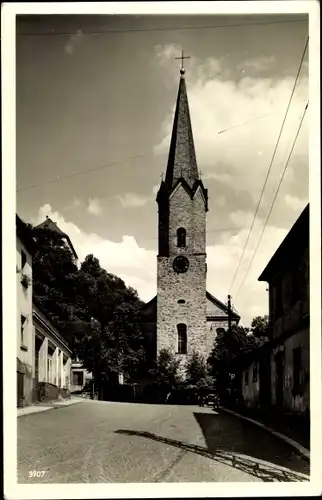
193,411 -> 309,475
115,428 -> 309,482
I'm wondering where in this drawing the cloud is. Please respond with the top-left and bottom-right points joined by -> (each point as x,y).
152,45 -> 309,324
87,198 -> 103,216
64,29 -> 83,55
154,45 -> 308,212
65,198 -> 81,210
118,193 -> 150,208
237,56 -> 275,73
31,205 -> 156,302
285,194 -> 305,211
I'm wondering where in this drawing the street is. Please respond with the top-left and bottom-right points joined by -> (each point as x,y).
18,400 -> 310,483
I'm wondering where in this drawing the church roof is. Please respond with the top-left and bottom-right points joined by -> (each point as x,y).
140,292 -> 240,322
165,71 -> 199,190
35,216 -> 78,260
206,291 -> 240,320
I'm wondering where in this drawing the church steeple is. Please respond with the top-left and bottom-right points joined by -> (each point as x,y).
164,69 -> 199,189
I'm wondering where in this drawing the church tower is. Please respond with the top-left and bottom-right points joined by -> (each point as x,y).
156,64 -> 209,363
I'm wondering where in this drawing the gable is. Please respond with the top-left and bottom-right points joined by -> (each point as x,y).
36,217 -> 65,236
206,291 -> 240,321
169,181 -> 192,204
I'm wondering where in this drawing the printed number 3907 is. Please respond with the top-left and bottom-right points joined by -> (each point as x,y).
29,471 -> 46,478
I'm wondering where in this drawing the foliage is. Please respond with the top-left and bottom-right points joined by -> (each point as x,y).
31,226 -> 80,330
251,315 -> 269,339
185,351 -> 214,392
207,321 -> 269,401
149,349 -> 183,393
30,226 -> 146,386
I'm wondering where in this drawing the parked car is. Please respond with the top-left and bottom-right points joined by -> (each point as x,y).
204,393 -> 216,406
204,393 -> 220,408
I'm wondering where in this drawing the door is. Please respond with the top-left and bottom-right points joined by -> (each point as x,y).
275,351 -> 284,407
17,372 -> 24,407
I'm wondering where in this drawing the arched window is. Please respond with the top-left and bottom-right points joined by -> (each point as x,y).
177,324 -> 187,354
177,227 -> 186,247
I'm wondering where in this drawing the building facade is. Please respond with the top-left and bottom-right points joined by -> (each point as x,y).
17,215 -> 35,407
239,204 -> 310,416
71,360 -> 93,393
141,68 -> 240,369
32,303 -> 73,402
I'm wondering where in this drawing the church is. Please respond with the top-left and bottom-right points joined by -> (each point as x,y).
141,63 -> 240,366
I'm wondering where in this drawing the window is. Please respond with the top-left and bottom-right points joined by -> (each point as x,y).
244,370 -> 249,385
252,364 -> 258,382
20,315 -> 27,346
21,250 -> 27,270
177,324 -> 187,354
178,299 -> 185,304
293,347 -> 302,395
47,357 -> 53,384
177,228 -> 186,247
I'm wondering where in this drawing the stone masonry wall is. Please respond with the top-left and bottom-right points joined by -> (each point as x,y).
270,327 -> 309,414
157,184 -> 208,365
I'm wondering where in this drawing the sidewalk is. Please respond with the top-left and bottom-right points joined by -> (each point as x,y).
18,397 -> 85,417
220,406 -> 310,460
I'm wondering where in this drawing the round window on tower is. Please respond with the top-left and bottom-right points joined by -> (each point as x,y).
178,299 -> 185,304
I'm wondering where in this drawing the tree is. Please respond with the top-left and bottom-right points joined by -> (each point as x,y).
208,324 -> 253,402
185,351 -> 215,399
31,226 -> 82,333
30,228 -> 147,392
208,320 -> 269,405
250,315 -> 269,339
149,349 -> 182,395
71,257 -> 146,386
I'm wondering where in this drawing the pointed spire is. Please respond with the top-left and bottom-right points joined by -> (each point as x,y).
165,70 -> 199,189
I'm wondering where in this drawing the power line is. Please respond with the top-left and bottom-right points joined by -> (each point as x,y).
234,101 -> 309,300
218,112 -> 273,135
16,154 -> 148,192
16,18 -> 307,37
228,35 -> 309,295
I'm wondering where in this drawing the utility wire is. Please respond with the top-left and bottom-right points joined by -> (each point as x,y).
16,153 -> 148,192
234,101 -> 309,300
16,19 -> 307,37
228,35 -> 309,294
218,112 -> 273,135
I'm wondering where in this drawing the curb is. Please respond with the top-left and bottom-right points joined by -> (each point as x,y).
18,399 -> 85,418
220,406 -> 310,462
17,406 -> 53,418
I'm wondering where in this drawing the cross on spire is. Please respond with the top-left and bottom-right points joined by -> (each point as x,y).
175,49 -> 190,74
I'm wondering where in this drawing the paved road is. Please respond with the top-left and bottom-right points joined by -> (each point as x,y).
18,400 -> 310,483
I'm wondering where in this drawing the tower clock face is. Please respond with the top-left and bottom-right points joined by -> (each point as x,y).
173,255 -> 189,273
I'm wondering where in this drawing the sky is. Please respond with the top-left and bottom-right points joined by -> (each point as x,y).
16,13 -> 309,326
